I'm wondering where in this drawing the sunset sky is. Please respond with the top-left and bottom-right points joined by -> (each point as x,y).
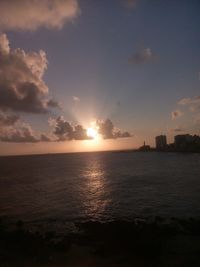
0,0 -> 200,155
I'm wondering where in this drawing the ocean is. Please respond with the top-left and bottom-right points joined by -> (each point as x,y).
1,151 -> 200,228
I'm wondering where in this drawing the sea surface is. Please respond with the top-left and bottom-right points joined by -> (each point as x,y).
0,151 -> 200,229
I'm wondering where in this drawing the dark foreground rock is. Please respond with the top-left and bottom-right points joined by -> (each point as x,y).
1,217 -> 200,266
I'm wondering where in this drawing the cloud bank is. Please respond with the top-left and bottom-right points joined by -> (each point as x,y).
0,0 -> 79,31
50,117 -> 131,142
0,33 -> 59,113
0,113 -> 132,143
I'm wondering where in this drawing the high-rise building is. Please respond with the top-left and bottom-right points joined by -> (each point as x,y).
155,135 -> 167,150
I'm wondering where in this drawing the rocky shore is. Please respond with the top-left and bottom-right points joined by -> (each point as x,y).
1,217 -> 200,266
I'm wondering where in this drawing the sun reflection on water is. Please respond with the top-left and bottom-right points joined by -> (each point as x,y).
81,157 -> 110,219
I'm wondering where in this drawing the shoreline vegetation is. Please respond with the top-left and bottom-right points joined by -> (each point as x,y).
1,217 -> 200,266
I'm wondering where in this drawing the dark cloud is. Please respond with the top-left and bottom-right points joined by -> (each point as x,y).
47,99 -> 61,108
53,116 -> 74,141
97,119 -> 114,139
114,131 -> 131,138
73,125 -> 89,140
52,117 -> 91,141
129,47 -> 156,64
0,33 -> 58,114
0,0 -> 80,31
97,119 -> 131,139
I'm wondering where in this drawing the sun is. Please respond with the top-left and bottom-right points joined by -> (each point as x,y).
87,127 -> 98,139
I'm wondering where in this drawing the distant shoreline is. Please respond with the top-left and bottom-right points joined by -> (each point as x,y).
1,148 -> 200,158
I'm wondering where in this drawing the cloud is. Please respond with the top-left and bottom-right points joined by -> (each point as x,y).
0,33 -> 10,54
0,124 -> 38,143
178,96 -> 200,106
114,130 -> 131,138
51,116 -> 91,141
73,125 -> 88,140
97,119 -> 114,139
53,116 -> 74,141
129,47 -> 156,64
47,99 -> 61,108
50,117 -> 132,141
0,115 -> 132,143
0,33 -> 59,113
171,110 -> 184,120
178,98 -> 193,105
73,96 -> 80,103
0,117 -> 54,143
0,110 -> 38,143
97,118 -> 131,139
178,96 -> 200,112
0,111 -> 19,126
40,133 -> 52,142
0,0 -> 80,31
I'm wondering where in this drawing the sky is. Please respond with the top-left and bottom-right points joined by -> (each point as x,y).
0,0 -> 200,155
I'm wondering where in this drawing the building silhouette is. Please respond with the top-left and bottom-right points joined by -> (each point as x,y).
155,135 -> 167,150
174,134 -> 200,151
139,141 -> 151,151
